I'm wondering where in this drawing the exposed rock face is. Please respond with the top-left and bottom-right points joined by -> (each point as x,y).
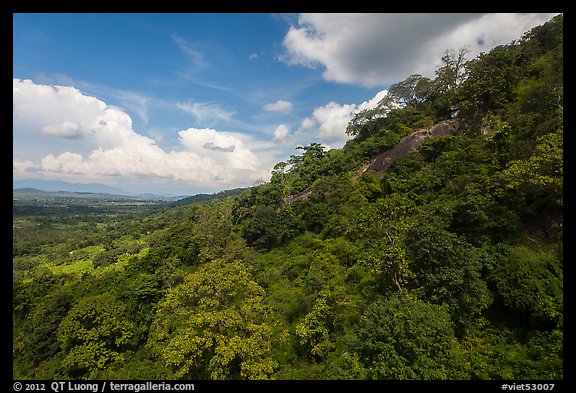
429,120 -> 458,137
362,129 -> 429,175
282,119 -> 459,205
282,188 -> 313,206
362,119 -> 459,176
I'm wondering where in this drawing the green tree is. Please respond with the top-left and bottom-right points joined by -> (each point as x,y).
461,318 -> 562,379
345,107 -> 386,139
489,243 -> 562,327
295,291 -> 334,360
239,205 -> 279,250
502,128 -> 563,207
357,171 -> 383,202
191,203 -> 251,262
332,296 -> 464,379
348,194 -> 416,293
148,259 -> 277,379
435,46 -> 470,95
405,217 -> 492,329
458,45 -> 522,121
56,294 -> 136,379
14,289 -> 73,374
380,74 -> 434,109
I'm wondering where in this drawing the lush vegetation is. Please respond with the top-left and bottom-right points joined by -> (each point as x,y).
13,15 -> 563,380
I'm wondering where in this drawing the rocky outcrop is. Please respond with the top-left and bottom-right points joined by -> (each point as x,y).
361,119 -> 459,177
282,119 -> 459,205
282,188 -> 313,206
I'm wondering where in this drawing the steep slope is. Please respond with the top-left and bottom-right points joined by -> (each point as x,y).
283,119 -> 459,206
362,119 -> 459,176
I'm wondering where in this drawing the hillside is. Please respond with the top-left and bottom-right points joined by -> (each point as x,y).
12,15 -> 563,382
170,188 -> 246,206
362,119 -> 458,176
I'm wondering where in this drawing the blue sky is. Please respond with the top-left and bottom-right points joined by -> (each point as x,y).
13,13 -> 558,195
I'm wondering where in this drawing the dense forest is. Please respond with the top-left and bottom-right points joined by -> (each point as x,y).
13,15 -> 563,381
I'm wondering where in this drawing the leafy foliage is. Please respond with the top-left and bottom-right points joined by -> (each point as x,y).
331,296 -> 464,379
56,294 -> 137,379
13,15 -> 563,381
148,259 -> 277,379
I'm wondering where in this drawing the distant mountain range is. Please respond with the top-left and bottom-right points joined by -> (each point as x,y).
13,179 -> 133,195
12,179 -> 238,201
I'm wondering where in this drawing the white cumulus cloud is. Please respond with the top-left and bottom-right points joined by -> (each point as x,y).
179,128 -> 261,171
264,100 -> 293,112
297,89 -> 387,148
13,78 -> 270,193
282,13 -> 558,87
273,124 -> 292,145
302,102 -> 357,144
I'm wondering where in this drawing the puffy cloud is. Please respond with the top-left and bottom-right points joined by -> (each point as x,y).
178,128 -> 261,171
300,117 -> 315,129
302,102 -> 356,145
264,100 -> 293,112
282,13 -> 558,87
297,89 -> 387,148
357,90 -> 389,112
41,152 -> 85,174
14,79 -> 114,160
13,79 -> 270,193
13,160 -> 36,172
273,124 -> 292,145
